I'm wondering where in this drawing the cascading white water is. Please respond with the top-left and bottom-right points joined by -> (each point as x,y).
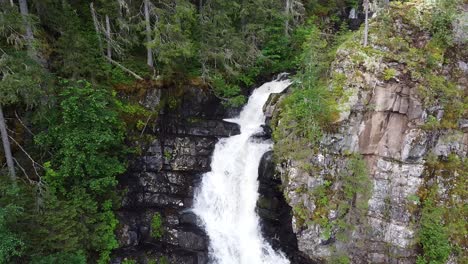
193,77 -> 291,264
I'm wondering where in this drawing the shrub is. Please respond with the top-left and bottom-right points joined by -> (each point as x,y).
383,68 -> 397,81
416,194 -> 451,264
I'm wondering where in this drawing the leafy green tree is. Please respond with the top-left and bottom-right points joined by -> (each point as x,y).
36,81 -> 125,263
0,51 -> 44,106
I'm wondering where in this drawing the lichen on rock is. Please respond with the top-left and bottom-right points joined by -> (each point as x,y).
272,1 -> 467,263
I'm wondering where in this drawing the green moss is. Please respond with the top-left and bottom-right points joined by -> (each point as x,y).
150,213 -> 164,239
163,150 -> 172,161
292,154 -> 371,243
421,115 -> 440,130
383,68 -> 397,81
159,256 -> 169,264
292,203 -> 310,228
344,0 -> 465,130
187,117 -> 202,123
330,253 -> 351,264
257,196 -> 270,209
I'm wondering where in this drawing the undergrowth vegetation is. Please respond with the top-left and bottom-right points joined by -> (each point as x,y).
272,22 -> 348,162
417,152 -> 467,263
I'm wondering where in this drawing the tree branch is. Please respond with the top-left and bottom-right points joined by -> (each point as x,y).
105,56 -> 143,80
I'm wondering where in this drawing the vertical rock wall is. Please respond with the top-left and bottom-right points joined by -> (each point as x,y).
273,2 -> 467,263
113,86 -> 240,263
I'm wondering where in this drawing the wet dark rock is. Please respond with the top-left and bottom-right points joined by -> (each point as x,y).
257,151 -> 315,264
252,125 -> 272,140
161,118 -> 240,137
179,212 -> 200,227
115,85 -> 308,264
177,230 -> 207,251
114,86 -> 237,263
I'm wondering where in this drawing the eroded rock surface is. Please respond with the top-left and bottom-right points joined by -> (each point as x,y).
113,86 -> 239,264
272,2 -> 467,263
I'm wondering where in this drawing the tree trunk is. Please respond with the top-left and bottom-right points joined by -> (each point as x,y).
0,0 -> 13,7
90,2 -> 104,55
105,56 -> 143,80
363,0 -> 369,47
105,14 -> 112,59
0,105 -> 16,181
144,0 -> 154,68
241,0 -> 246,33
284,0 -> 291,36
18,0 -> 37,59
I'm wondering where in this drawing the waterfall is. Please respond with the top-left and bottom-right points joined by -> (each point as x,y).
193,77 -> 291,264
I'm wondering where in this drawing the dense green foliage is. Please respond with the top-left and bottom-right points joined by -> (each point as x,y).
272,22 -> 347,161
0,203 -> 24,263
420,152 -> 467,263
416,194 -> 451,264
0,81 -> 125,263
35,82 -> 125,263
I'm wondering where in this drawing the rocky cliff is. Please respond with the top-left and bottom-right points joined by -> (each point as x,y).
111,84 -> 308,264
271,2 -> 467,264
112,86 -> 240,263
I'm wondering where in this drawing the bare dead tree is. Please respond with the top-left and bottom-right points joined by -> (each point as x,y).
18,0 -> 37,60
284,0 -> 305,36
90,2 -> 143,80
105,14 -> 112,59
144,0 -> 154,68
0,106 -> 16,181
106,56 -> 143,80
90,2 -> 104,53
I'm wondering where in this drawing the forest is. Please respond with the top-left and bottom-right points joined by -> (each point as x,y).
0,0 -> 465,264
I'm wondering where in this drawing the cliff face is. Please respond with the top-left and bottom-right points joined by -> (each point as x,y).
273,2 -> 467,263
113,86 -> 240,263
112,85 -> 307,264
